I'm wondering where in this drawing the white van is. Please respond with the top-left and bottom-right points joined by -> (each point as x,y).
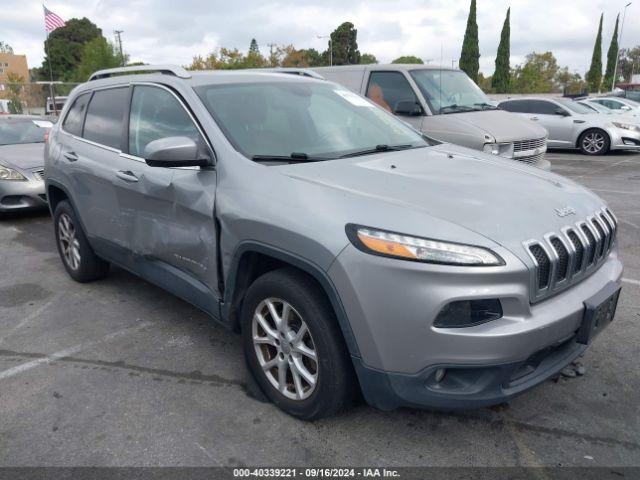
312,64 -> 550,169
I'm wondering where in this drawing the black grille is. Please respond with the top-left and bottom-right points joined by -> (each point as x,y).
581,225 -> 597,265
550,238 -> 569,281
529,244 -> 551,289
567,231 -> 584,274
592,219 -> 606,258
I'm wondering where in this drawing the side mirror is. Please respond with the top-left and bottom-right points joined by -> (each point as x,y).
144,136 -> 212,168
555,108 -> 570,116
394,101 -> 423,116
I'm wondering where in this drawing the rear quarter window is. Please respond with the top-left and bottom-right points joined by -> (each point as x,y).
62,93 -> 90,136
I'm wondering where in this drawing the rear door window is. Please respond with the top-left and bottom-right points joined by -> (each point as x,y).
62,93 -> 90,136
366,72 -> 418,113
83,87 -> 129,149
128,85 -> 203,157
500,100 -> 531,113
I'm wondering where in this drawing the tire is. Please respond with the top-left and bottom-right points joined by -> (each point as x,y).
578,129 -> 610,155
53,200 -> 110,282
241,268 -> 357,420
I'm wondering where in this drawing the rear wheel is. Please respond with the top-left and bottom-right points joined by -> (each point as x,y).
53,200 -> 110,282
578,129 -> 610,155
241,268 -> 356,420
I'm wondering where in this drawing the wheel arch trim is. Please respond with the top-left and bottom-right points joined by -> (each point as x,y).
222,240 -> 361,357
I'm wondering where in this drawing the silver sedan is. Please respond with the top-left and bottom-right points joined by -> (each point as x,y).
0,116 -> 53,213
499,97 -> 640,155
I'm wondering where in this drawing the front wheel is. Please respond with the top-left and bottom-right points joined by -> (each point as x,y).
579,129 -> 610,155
241,268 -> 357,420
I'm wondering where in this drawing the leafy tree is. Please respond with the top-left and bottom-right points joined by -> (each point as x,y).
459,0 -> 480,82
511,52 -> 560,93
556,67 -> 586,95
477,73 -> 493,92
0,41 -> 13,54
586,14 -> 604,93
603,15 -> 620,91
245,39 -> 266,68
391,55 -> 423,64
492,7 -> 511,93
302,48 -> 325,67
72,36 -> 126,82
39,18 -> 102,81
359,53 -> 378,64
618,46 -> 640,82
328,22 -> 360,65
6,72 -> 24,114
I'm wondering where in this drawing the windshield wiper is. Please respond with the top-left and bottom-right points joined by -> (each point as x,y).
251,152 -> 327,163
339,144 -> 417,159
473,102 -> 497,110
438,104 -> 475,114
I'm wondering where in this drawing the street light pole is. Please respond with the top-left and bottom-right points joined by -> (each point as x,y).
317,35 -> 332,66
612,2 -> 632,91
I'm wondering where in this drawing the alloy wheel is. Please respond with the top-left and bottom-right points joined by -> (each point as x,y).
582,132 -> 606,154
58,212 -> 81,270
252,298 -> 318,400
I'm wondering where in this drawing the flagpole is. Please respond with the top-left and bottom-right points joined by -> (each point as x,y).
43,4 -> 58,116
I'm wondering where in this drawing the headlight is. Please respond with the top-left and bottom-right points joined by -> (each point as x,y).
346,225 -> 504,266
483,142 -> 514,158
0,164 -> 27,181
612,122 -> 640,132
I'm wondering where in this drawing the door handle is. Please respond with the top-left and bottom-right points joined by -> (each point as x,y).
116,170 -> 139,183
63,151 -> 78,162
530,116 -> 539,121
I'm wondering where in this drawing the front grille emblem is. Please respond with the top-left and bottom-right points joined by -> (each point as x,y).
555,206 -> 576,217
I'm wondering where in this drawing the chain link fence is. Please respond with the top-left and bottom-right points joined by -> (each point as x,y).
0,82 -> 80,117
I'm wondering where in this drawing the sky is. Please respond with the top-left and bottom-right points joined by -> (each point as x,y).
3,0 -> 638,77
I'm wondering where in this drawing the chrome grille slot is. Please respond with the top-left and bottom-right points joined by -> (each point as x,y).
550,237 -> 568,282
528,244 -> 551,290
581,224 -> 597,266
524,207 -> 616,302
567,230 -> 584,275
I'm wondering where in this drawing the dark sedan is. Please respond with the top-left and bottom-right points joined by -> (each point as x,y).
0,116 -> 53,213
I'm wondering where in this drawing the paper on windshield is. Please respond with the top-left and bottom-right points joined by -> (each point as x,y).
32,120 -> 53,128
334,89 -> 374,107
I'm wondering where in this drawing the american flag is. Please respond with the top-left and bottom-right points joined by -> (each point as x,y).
43,6 -> 66,34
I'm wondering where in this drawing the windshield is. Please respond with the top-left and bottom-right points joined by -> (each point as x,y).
409,69 -> 493,114
556,98 -> 593,114
581,101 -> 611,113
0,118 -> 52,145
195,81 -> 428,160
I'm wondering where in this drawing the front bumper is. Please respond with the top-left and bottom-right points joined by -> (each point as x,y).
0,169 -> 47,212
609,127 -> 640,151
329,244 -> 623,410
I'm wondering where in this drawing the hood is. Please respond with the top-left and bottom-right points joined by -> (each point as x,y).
441,110 -> 548,142
280,145 -> 605,265
0,143 -> 45,170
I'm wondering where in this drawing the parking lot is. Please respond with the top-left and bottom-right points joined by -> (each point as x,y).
0,150 -> 639,467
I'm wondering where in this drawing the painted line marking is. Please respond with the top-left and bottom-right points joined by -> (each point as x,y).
0,321 -> 153,381
588,188 -> 640,196
620,219 -> 640,230
623,278 -> 640,287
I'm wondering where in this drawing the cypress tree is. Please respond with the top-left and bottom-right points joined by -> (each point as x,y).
603,15 -> 620,91
586,14 -> 604,93
492,8 -> 511,93
459,0 -> 480,82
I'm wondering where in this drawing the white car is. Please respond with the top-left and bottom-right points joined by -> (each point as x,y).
590,97 -> 640,115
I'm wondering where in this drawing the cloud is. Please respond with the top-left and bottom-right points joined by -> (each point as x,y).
3,0 -> 637,77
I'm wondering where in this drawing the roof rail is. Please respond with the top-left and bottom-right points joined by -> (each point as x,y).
88,65 -> 192,82
248,68 -> 325,80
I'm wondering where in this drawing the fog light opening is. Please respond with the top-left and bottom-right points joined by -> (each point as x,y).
434,368 -> 446,383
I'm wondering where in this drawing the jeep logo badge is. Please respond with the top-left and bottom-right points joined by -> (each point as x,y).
555,206 -> 576,217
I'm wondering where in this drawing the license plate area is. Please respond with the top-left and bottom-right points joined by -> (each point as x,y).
576,282 -> 621,345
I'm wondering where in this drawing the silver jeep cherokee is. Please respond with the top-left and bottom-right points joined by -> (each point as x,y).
45,65 -> 623,420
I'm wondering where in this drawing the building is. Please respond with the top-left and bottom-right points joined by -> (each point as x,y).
0,52 -> 30,91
